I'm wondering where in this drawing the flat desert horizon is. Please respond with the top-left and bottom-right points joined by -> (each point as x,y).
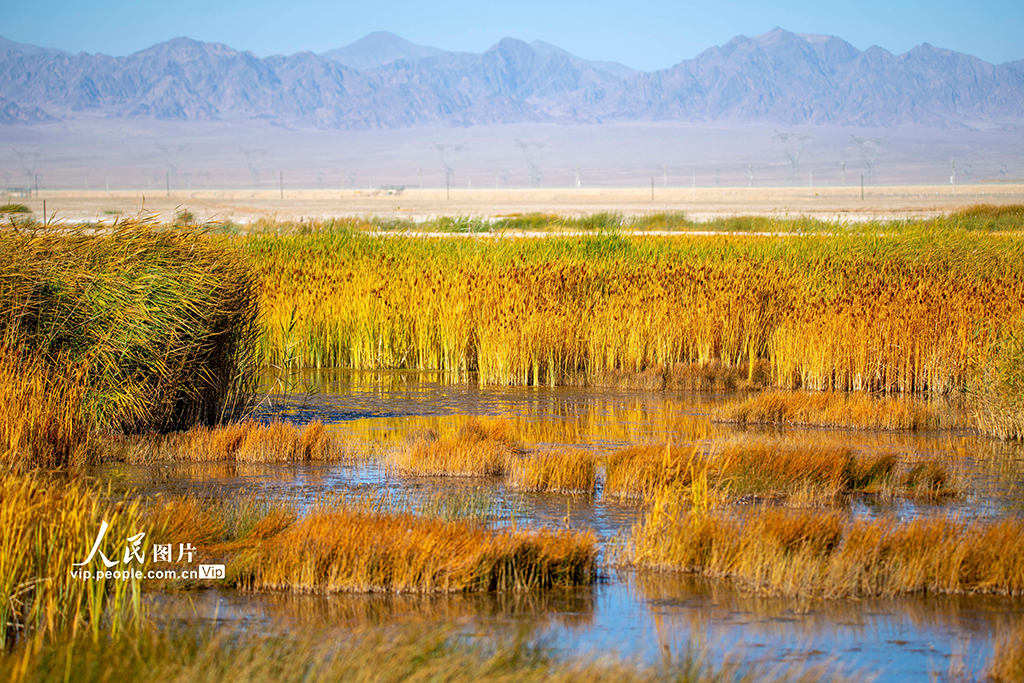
15,184 -> 1024,225
4,117 -> 1022,206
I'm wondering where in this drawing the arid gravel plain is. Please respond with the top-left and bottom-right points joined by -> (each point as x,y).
15,184 -> 1024,226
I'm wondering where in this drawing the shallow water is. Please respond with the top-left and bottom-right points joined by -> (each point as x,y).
99,370 -> 1024,682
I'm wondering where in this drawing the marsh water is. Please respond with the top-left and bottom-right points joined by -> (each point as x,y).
95,370 -> 1024,682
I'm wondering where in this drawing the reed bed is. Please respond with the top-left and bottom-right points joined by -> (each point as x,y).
715,390 -> 959,430
625,499 -> 1024,598
604,443 -> 959,502
508,449 -> 598,495
104,419 -> 349,463
230,501 -> 596,593
0,220 -> 259,436
0,472 -> 146,648
974,317 -> 1024,440
386,419 -> 520,477
249,223 -> 1024,394
0,621 -> 845,683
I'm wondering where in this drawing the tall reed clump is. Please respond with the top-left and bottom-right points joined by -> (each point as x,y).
974,318 -> 1024,440
386,419 -> 520,477
0,220 -> 259,444
249,223 -> 1024,393
625,499 -> 1024,598
0,472 -> 146,648
508,449 -> 597,495
230,501 -> 596,593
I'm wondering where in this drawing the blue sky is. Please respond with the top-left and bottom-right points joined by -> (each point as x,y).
3,0 -> 1022,69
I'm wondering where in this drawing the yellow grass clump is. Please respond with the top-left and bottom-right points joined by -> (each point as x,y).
626,498 -> 1024,598
508,449 -> 597,495
230,502 -> 596,593
0,472 -> 146,647
715,390 -> 956,430
604,442 -> 959,502
386,419 -> 520,477
106,419 -> 348,463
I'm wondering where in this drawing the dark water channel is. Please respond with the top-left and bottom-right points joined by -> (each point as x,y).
96,370 -> 1024,682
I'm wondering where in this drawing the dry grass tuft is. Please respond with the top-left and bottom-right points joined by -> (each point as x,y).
604,442 -> 960,503
386,419 -> 520,477
105,419 -> 348,463
231,501 -> 596,593
626,498 -> 1024,598
508,449 -> 597,495
716,390 -> 956,430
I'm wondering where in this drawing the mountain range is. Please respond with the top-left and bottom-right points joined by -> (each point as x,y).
0,28 -> 1021,130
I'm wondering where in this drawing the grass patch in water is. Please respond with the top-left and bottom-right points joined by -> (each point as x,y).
624,499 -> 1024,598
104,419 -> 350,463
227,500 -> 596,593
509,449 -> 598,495
604,442 -> 960,503
386,419 -> 521,477
715,390 -> 958,430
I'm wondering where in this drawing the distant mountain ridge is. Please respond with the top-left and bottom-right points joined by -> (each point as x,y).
1,28 -> 1021,129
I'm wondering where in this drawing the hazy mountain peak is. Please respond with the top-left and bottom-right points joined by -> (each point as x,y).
321,31 -> 446,70
0,35 -> 70,58
0,29 -> 1020,130
529,39 -> 637,78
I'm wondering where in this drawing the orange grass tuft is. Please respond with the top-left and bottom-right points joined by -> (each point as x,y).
715,390 -> 957,430
626,499 -> 1024,598
230,502 -> 596,593
604,442 -> 959,502
106,419 -> 347,463
386,419 -> 520,477
508,449 -> 597,495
